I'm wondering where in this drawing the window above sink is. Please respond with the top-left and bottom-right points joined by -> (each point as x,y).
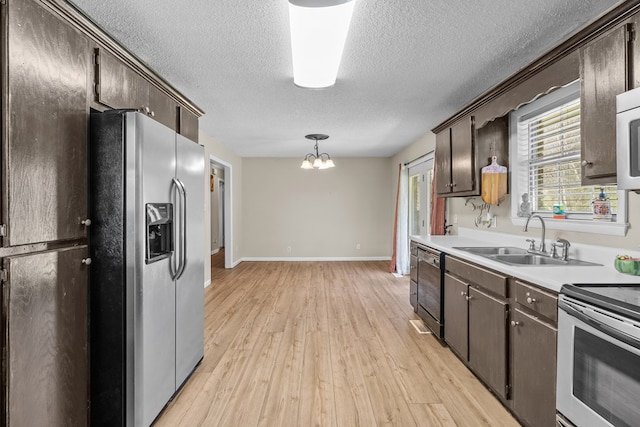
509,81 -> 628,236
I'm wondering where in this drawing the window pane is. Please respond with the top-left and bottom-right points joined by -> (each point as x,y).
409,173 -> 421,235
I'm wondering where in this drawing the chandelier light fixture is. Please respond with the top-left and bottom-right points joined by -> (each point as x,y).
288,0 -> 356,88
300,134 -> 335,170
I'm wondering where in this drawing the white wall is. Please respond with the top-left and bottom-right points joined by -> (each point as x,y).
199,131 -> 244,285
242,157 -> 393,258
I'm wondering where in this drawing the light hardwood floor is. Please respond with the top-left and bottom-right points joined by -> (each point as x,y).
155,261 -> 521,427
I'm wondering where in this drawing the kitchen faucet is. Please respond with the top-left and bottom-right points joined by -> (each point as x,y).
523,213 -> 546,254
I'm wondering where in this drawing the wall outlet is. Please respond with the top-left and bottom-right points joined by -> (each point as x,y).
286,246 -> 292,254
356,243 -> 361,250
453,214 -> 458,224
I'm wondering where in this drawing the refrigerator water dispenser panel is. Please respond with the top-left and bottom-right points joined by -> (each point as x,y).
146,203 -> 173,263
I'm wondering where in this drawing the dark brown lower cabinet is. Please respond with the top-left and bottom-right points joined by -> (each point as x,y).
2,246 -> 89,426
468,286 -> 509,400
410,280 -> 418,310
443,273 -> 468,359
511,307 -> 558,427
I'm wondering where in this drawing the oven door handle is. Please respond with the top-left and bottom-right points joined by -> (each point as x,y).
559,300 -> 640,351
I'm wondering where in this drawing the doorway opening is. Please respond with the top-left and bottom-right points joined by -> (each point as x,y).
209,155 -> 233,269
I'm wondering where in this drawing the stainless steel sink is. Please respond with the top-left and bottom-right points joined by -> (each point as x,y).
453,246 -> 529,255
453,246 -> 602,267
491,254 -> 601,267
492,254 -> 566,265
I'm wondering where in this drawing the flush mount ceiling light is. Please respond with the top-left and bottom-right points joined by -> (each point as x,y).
288,0 -> 356,89
300,134 -> 335,170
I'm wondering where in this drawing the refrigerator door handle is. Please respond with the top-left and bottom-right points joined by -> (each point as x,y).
176,178 -> 187,280
170,178 -> 186,280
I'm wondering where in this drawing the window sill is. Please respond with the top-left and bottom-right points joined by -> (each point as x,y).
511,216 -> 628,236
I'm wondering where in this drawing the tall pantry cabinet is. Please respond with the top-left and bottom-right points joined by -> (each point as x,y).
1,0 -> 90,425
0,0 -> 202,425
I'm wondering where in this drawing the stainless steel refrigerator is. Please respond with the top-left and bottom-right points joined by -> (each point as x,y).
88,111 -> 205,427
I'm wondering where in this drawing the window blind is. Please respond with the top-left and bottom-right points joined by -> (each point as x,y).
526,99 -> 617,214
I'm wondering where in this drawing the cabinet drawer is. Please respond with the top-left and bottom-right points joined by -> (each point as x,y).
514,280 -> 558,322
446,256 -> 508,297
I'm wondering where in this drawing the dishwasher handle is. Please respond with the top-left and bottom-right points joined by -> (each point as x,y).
419,251 -> 441,267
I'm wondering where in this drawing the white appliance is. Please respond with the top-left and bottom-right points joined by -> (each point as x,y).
557,284 -> 640,427
616,87 -> 640,191
88,111 -> 205,426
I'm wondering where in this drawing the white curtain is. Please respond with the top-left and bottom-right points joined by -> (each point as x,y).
395,165 -> 410,275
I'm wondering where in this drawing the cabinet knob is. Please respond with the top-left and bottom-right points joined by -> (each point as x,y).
82,258 -> 92,265
451,183 -> 457,188
526,297 -> 536,304
465,295 -> 473,301
460,291 -> 466,296
581,160 -> 593,167
81,218 -> 92,226
511,320 -> 520,327
150,110 -> 155,117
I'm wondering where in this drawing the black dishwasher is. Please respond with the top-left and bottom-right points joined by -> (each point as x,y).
417,247 -> 445,339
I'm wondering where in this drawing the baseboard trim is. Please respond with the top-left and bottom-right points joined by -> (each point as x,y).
210,248 -> 220,255
230,258 -> 243,268
240,256 -> 392,262
204,279 -> 211,288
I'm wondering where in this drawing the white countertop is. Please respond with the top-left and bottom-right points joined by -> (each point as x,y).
411,228 -> 640,293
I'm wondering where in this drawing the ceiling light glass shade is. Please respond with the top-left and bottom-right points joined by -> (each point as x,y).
323,158 -> 335,168
301,159 -> 314,169
288,0 -> 356,88
312,157 -> 324,168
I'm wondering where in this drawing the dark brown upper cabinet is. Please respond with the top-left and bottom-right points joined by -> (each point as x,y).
629,12 -> 640,90
149,83 -> 180,132
94,47 -> 148,112
579,23 -> 630,185
94,48 -> 200,141
2,0 -> 90,246
179,106 -> 200,143
436,115 -> 509,199
436,116 -> 475,196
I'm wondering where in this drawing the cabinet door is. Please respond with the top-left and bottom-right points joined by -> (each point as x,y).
580,24 -> 628,184
468,286 -> 508,399
3,0 -> 90,246
409,253 -> 418,283
3,246 -> 89,426
450,116 -> 475,193
410,281 -> 418,311
511,307 -> 557,427
95,47 -> 148,110
149,83 -> 178,131
443,273 -> 468,360
179,106 -> 200,142
435,129 -> 452,194
629,13 -> 640,89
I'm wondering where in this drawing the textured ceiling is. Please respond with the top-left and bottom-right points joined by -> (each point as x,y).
69,0 -> 621,158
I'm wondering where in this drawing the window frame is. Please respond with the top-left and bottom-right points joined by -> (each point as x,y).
509,80 -> 628,236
